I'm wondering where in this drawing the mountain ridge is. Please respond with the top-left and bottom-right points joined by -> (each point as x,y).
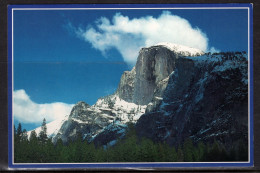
27,43 -> 248,151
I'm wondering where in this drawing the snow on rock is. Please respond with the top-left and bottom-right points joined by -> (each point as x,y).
186,52 -> 248,85
156,42 -> 205,57
50,92 -> 147,144
71,117 -> 89,124
94,94 -> 147,124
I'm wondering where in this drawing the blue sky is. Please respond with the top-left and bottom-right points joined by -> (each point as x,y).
12,7 -> 249,130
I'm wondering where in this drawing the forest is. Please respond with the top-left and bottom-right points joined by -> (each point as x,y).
14,119 -> 248,163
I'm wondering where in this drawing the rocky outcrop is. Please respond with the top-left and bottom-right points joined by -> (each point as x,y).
53,101 -> 114,143
53,94 -> 147,144
117,43 -> 204,106
116,67 -> 136,102
136,52 -> 248,149
132,46 -> 178,105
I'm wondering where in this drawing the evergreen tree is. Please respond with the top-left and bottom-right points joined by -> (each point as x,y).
197,141 -> 206,161
139,138 -> 156,162
14,123 -> 31,163
21,129 -> 28,141
169,145 -> 178,162
82,142 -> 96,162
14,123 -> 21,162
54,138 -> 64,162
207,140 -> 222,161
94,147 -> 106,162
13,119 -> 245,163
14,125 -> 17,136
45,138 -> 56,162
237,141 -> 248,161
228,146 -> 236,161
29,130 -> 38,142
59,145 -> 71,162
72,132 -> 83,162
177,146 -> 184,162
183,138 -> 194,162
39,118 -> 48,143
16,123 -> 22,141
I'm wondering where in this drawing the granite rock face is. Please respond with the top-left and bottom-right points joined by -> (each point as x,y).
52,93 -> 147,144
53,101 -> 114,143
116,43 -> 203,106
132,46 -> 178,105
116,67 -> 136,102
136,52 -> 248,149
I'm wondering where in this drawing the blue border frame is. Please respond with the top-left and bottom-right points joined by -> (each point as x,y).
8,3 -> 254,169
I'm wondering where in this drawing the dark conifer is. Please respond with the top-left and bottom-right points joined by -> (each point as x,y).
39,118 -> 48,144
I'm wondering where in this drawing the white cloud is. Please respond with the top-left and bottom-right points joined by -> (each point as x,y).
13,89 -> 74,124
77,11 -> 214,66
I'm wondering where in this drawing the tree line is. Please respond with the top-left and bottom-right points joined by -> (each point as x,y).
14,120 -> 248,163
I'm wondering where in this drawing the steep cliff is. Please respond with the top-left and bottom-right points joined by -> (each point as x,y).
136,52 -> 248,149
117,42 -> 204,105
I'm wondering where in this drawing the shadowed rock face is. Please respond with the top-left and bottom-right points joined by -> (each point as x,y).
136,53 -> 248,149
116,46 -> 181,105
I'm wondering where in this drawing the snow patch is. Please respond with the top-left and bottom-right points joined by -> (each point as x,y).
208,131 -> 229,137
199,127 -> 211,135
71,118 -> 89,124
93,94 -> 147,124
195,72 -> 208,103
156,42 -> 204,57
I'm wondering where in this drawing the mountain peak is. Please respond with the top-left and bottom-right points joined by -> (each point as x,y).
155,42 -> 204,56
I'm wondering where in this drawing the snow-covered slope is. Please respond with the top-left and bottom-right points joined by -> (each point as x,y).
51,93 -> 147,144
186,52 -> 248,84
94,94 -> 147,123
27,115 -> 69,138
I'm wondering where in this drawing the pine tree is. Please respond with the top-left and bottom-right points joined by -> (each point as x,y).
55,138 -> 64,162
177,146 -> 184,162
14,125 -> 17,136
29,130 -> 38,142
82,142 -> 96,162
207,140 -> 222,161
14,123 -> 31,163
21,129 -> 28,141
73,132 -> 83,162
45,138 -> 56,162
197,141 -> 206,161
237,141 -> 248,161
39,118 -> 48,144
16,123 -> 22,141
183,138 -> 194,162
170,146 -> 178,162
139,138 -> 156,162
27,130 -> 41,163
